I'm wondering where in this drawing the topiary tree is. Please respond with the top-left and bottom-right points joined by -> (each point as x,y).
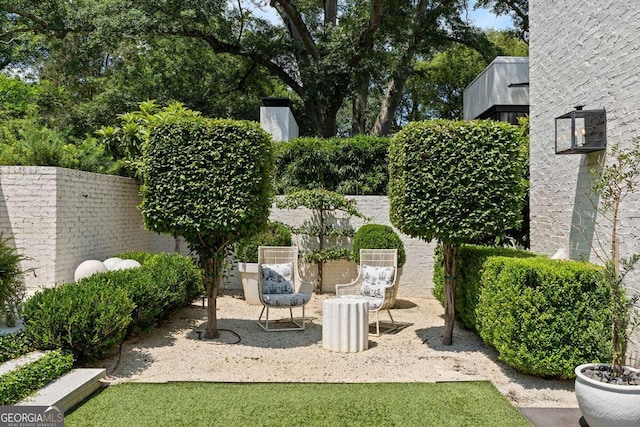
389,119 -> 526,345
141,117 -> 273,338
277,189 -> 366,293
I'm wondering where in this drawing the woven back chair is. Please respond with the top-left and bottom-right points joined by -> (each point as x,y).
257,246 -> 313,331
335,249 -> 398,335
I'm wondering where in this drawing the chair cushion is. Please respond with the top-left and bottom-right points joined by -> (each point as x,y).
261,262 -> 294,294
361,265 -> 394,298
339,295 -> 384,310
262,293 -> 310,307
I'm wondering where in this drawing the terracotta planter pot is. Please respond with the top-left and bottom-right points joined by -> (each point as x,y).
575,363 -> 640,427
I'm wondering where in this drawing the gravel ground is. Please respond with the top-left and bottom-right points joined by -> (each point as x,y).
97,293 -> 578,408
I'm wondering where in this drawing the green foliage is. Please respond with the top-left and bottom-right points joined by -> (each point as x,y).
81,253 -> 202,336
588,138 -> 640,375
142,253 -> 203,310
477,257 -> 610,378
274,136 -> 390,195
115,251 -> 157,265
141,117 -> 274,255
96,101 -> 203,178
0,350 -> 74,406
0,235 -> 26,327
22,281 -> 133,362
352,224 -> 406,267
389,120 -> 527,244
432,244 -> 537,331
0,331 -> 34,363
21,252 -> 200,360
0,117 -> 116,173
235,222 -> 292,263
277,189 -> 366,292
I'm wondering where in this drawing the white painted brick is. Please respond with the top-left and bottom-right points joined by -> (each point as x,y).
531,0 -> 640,358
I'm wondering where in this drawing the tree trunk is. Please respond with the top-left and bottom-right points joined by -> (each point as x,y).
351,73 -> 368,135
442,242 -> 458,345
316,210 -> 325,294
324,0 -> 337,25
371,45 -> 414,136
203,255 -> 223,339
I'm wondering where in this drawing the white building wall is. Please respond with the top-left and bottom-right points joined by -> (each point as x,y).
463,56 -> 529,120
530,0 -> 640,356
260,106 -> 299,142
0,167 -> 179,292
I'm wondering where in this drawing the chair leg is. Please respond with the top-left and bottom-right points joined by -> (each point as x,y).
370,309 -> 398,336
258,305 -> 306,332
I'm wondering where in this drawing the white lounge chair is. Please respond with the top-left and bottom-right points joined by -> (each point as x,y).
335,249 -> 399,336
257,246 -> 313,331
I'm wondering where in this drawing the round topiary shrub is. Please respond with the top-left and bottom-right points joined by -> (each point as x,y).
235,221 -> 292,263
352,224 -> 406,267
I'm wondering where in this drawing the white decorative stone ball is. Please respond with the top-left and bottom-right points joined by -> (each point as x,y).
114,259 -> 141,270
74,260 -> 108,282
103,257 -> 123,271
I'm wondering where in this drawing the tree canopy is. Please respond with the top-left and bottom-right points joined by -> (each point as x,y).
389,119 -> 526,344
1,0 -> 526,137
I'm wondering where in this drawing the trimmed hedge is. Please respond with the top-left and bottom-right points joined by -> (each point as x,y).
477,257 -> 610,379
22,252 -> 202,362
0,331 -> 34,363
22,281 -> 133,362
274,136 -> 390,195
0,349 -> 74,405
432,244 -> 536,331
352,224 -> 406,268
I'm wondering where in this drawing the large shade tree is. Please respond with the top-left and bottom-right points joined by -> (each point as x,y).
1,0 -> 496,137
141,117 -> 273,338
389,120 -> 526,344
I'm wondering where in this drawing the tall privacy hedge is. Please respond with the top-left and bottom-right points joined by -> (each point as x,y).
274,136 -> 390,195
477,257 -> 611,378
432,244 -> 536,331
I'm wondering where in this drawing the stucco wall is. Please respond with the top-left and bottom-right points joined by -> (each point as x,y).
0,167 -> 178,292
530,0 -> 640,358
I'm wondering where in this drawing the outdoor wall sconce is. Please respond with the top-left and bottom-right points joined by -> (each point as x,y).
555,106 -> 607,154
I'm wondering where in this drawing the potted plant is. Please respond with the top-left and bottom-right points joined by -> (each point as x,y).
574,140 -> 640,427
235,221 -> 292,305
352,224 -> 406,307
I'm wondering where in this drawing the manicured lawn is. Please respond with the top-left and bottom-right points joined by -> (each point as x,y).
66,381 -> 531,426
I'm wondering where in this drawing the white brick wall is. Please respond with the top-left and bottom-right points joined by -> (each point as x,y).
0,167 -> 437,297
0,167 -> 178,292
530,0 -> 640,356
225,196 -> 436,298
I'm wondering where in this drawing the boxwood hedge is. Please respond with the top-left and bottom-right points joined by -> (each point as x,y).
477,257 -> 611,378
432,244 -> 536,331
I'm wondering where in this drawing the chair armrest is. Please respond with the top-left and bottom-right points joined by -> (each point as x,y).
335,281 -> 360,296
297,278 -> 314,296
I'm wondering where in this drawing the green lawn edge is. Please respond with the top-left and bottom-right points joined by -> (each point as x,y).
66,381 -> 531,427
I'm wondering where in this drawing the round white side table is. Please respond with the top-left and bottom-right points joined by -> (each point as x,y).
322,298 -> 369,352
